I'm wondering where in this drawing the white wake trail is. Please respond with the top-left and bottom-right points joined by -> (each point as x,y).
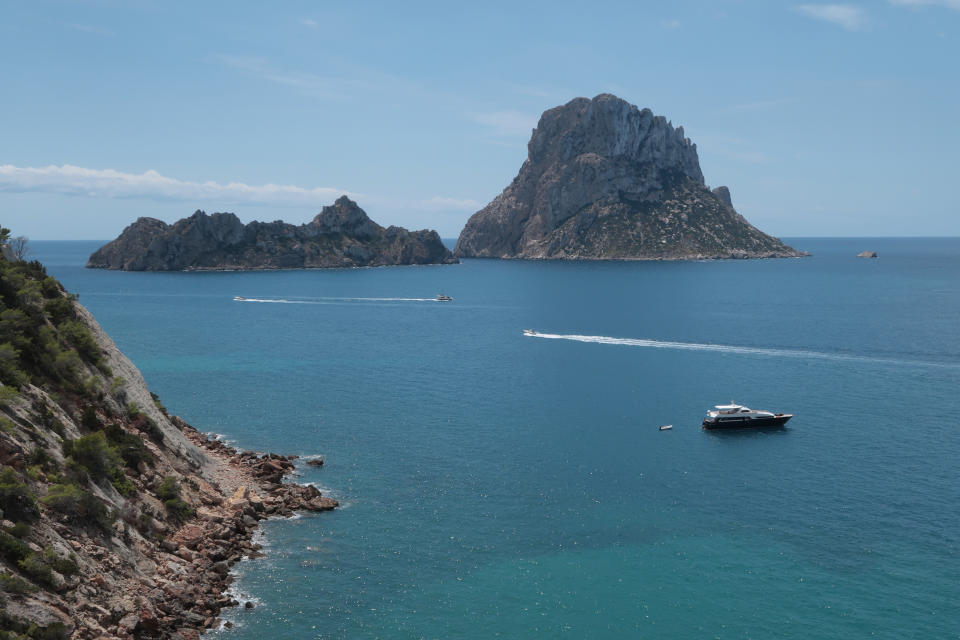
234,296 -> 438,304
525,332 -> 959,370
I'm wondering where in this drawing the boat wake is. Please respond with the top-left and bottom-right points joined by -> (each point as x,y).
524,331 -> 960,370
234,296 -> 438,304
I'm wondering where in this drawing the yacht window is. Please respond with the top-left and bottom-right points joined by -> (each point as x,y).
741,409 -> 750,413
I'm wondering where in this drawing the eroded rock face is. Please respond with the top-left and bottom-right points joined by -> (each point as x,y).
455,94 -> 804,260
88,196 -> 457,270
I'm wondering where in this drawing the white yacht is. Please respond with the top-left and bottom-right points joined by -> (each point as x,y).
702,402 -> 792,430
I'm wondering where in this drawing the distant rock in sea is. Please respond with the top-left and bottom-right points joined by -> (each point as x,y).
856,251 -> 878,258
88,196 -> 458,270
455,93 -> 805,260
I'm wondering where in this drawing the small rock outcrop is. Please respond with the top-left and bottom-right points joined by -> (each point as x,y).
88,196 -> 457,270
455,94 -> 805,260
857,251 -> 878,258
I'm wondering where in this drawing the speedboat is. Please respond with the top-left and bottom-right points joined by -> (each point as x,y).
522,329 -> 538,336
233,296 -> 247,301
702,402 -> 792,430
658,424 -> 673,431
435,294 -> 453,302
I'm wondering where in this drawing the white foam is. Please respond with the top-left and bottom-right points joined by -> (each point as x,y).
525,331 -> 960,369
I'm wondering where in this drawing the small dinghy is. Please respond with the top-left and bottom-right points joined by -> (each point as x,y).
658,424 -> 673,431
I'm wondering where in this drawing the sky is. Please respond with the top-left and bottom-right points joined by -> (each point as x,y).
1,0 -> 957,240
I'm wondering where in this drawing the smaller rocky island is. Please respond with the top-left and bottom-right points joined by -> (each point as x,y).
87,196 -> 457,271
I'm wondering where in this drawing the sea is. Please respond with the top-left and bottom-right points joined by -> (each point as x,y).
31,238 -> 960,639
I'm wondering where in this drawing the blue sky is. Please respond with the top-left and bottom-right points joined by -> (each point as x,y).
1,0 -> 957,240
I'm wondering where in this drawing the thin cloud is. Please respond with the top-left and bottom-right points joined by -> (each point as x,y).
660,19 -> 682,29
794,4 -> 868,30
726,97 -> 794,111
68,23 -> 115,36
889,0 -> 960,8
299,18 -> 319,28
215,54 -> 419,101
0,164 -> 350,207
469,110 -> 538,138
421,196 -> 482,211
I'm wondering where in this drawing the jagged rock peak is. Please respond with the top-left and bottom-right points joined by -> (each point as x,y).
528,93 -> 704,184
88,196 -> 458,270
311,195 -> 381,239
455,93 -> 804,260
712,186 -> 733,208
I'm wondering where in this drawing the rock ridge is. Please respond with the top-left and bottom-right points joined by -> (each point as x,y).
455,93 -> 805,260
88,196 -> 458,271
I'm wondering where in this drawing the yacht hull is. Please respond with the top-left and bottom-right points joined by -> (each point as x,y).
702,414 -> 792,430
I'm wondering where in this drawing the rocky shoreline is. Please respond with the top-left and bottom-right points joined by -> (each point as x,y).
92,419 -> 338,640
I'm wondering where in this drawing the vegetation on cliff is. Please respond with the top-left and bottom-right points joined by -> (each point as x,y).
0,228 -> 335,638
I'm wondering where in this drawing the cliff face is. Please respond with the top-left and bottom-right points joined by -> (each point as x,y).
455,94 -> 803,260
0,250 -> 335,638
87,196 -> 457,271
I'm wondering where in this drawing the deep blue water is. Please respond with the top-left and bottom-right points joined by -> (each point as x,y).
32,238 -> 960,639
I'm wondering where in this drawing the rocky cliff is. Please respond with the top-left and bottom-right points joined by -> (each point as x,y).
88,196 -> 457,271
455,94 -> 804,260
0,245 -> 335,638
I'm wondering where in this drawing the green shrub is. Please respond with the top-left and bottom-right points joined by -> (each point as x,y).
0,572 -> 36,594
108,466 -> 135,496
63,432 -> 123,480
104,423 -> 152,468
164,498 -> 194,524
0,467 -> 37,520
57,320 -> 102,366
0,530 -> 31,563
41,547 -> 78,576
33,622 -> 71,640
52,349 -> 83,385
155,476 -> 179,501
150,392 -> 168,415
0,416 -> 14,435
80,406 -> 102,431
17,553 -> 53,587
42,297 -> 74,325
5,522 -> 29,539
40,483 -> 112,529
25,447 -> 55,472
137,414 -> 164,444
40,277 -> 62,299
0,344 -> 28,388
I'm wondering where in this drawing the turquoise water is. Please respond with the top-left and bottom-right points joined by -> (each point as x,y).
33,239 -> 960,639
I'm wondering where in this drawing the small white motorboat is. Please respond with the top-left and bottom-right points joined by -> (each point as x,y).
658,424 -> 673,431
522,329 -> 538,336
233,296 -> 247,301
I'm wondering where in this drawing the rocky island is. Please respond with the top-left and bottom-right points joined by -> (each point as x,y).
455,94 -> 804,260
88,196 -> 457,271
0,243 -> 335,638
